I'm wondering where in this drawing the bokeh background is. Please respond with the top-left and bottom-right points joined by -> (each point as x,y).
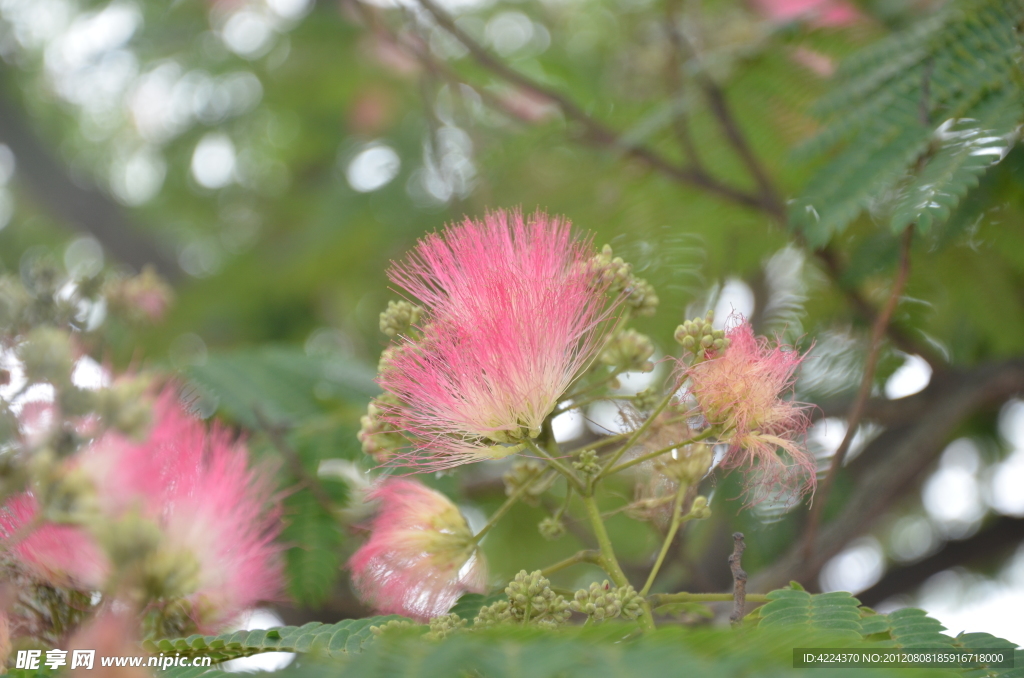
2,0 -> 1024,657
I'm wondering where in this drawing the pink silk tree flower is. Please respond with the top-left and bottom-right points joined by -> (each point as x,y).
751,0 -> 861,27
75,389 -> 283,633
379,209 -> 618,469
349,479 -> 485,621
0,494 -> 110,590
685,320 -> 816,499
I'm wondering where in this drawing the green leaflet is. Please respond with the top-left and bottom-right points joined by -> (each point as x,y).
145,615 -> 409,665
185,346 -> 377,429
790,0 -> 1024,244
282,490 -> 344,607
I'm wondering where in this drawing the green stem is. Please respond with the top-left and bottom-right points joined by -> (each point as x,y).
640,483 -> 689,596
649,592 -> 769,606
581,494 -> 656,633
597,391 -> 676,480
540,549 -> 603,577
526,439 -> 583,493
472,470 -> 554,544
605,427 -> 716,476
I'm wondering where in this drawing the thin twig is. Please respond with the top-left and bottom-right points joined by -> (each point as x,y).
597,391 -> 676,480
640,483 -> 690,596
409,0 -> 766,210
802,226 -> 915,559
472,470 -> 555,544
650,591 -> 768,606
255,408 -> 339,518
526,439 -> 584,493
540,549 -> 603,577
729,532 -> 747,626
665,9 -> 785,219
605,427 -> 715,476
663,0 -> 703,169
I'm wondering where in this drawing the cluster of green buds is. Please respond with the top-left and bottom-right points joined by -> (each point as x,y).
570,581 -> 645,622
379,300 -> 422,338
424,613 -> 466,640
632,387 -> 660,412
687,496 -> 712,520
30,459 -> 100,525
538,516 -> 565,541
588,245 -> 659,316
358,394 -> 406,463
599,329 -> 655,373
370,619 -> 418,636
502,461 -> 554,505
674,311 -> 729,358
572,449 -> 601,479
475,570 -> 571,628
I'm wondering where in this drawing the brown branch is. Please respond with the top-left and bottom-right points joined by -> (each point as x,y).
408,0 -> 766,210
729,532 -> 747,626
858,515 -> 1024,607
663,0 -> 703,170
814,245 -> 946,368
802,225 -> 915,559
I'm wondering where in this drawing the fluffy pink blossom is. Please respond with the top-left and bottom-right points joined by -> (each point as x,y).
685,320 -> 816,498
78,390 -> 284,632
348,479 -> 485,621
379,209 -> 617,469
0,495 -> 109,589
1,389 -> 282,633
751,0 -> 861,27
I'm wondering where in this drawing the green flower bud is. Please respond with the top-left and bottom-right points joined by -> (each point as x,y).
502,570 -> 571,627
502,461 -> 553,505
572,449 -> 601,479
18,327 -> 74,386
570,581 -> 645,622
599,329 -> 655,373
426,613 -> 466,640
32,463 -> 99,526
370,619 -> 418,636
379,300 -> 422,338
632,387 -> 659,412
94,379 -> 153,439
538,516 -> 565,541
358,394 -> 406,463
689,495 -> 712,520
474,599 -> 512,627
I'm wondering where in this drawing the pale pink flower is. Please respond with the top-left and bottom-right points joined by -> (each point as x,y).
685,320 -> 816,498
1,389 -> 283,634
77,389 -> 283,632
379,209 -> 617,469
0,495 -> 110,590
751,0 -> 861,27
348,479 -> 485,621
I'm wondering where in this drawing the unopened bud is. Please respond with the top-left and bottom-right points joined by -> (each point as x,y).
379,300 -> 422,338
572,450 -> 601,479
426,613 -> 466,640
358,395 -> 405,463
599,329 -> 655,373
94,379 -> 153,439
18,328 -> 74,386
370,619 -> 418,636
689,495 -> 712,520
538,516 -> 565,541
